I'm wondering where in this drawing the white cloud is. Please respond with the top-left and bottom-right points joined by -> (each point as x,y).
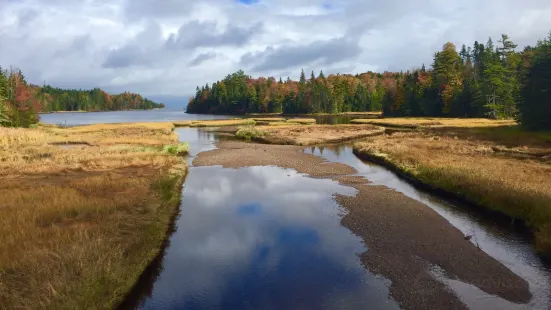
1,0 -> 550,105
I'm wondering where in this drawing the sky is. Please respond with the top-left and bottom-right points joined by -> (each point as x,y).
1,0 -> 551,107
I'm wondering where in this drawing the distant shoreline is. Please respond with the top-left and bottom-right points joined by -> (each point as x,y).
39,108 -> 163,115
185,111 -> 382,117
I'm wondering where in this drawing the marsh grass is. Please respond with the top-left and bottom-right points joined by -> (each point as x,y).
353,131 -> 551,257
285,118 -> 316,124
0,124 -> 181,175
257,124 -> 384,145
0,123 -> 187,309
267,122 -> 295,126
189,119 -> 255,127
251,117 -> 286,122
350,117 -> 516,128
235,125 -> 266,141
163,143 -> 190,155
173,121 -> 194,127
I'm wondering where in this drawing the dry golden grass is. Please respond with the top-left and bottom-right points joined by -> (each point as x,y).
353,131 -> 551,257
251,117 -> 286,122
0,123 -> 182,175
42,122 -> 178,146
285,118 -> 316,124
0,123 -> 187,309
0,127 -> 50,148
257,124 -> 385,145
350,117 -> 516,128
267,122 -> 294,126
173,120 -> 195,127
189,119 -> 255,127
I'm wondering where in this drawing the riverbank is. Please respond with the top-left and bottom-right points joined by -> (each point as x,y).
352,124 -> 551,259
0,123 -> 188,309
193,140 -> 532,310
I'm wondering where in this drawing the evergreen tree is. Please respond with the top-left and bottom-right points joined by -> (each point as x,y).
519,34 -> 551,130
432,42 -> 463,115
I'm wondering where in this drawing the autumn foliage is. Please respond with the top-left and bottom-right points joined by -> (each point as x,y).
187,70 -> 394,114
189,32 -> 550,131
0,67 -> 165,128
0,69 -> 39,127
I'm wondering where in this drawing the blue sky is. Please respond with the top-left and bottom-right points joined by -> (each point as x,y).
237,0 -> 259,5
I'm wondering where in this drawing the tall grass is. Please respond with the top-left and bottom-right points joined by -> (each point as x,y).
353,131 -> 551,258
0,123 -> 187,309
189,119 -> 255,127
163,143 -> 190,155
286,118 -> 316,124
350,117 -> 516,128
257,124 -> 384,146
235,125 -> 266,140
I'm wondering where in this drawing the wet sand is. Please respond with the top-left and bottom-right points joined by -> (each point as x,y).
193,140 -> 531,310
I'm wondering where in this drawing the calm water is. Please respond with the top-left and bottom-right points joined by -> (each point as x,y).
135,128 -> 399,310
39,110 -> 229,126
39,110 -> 374,126
305,145 -> 551,310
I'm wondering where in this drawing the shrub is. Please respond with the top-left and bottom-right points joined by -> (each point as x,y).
163,142 -> 189,155
236,126 -> 266,140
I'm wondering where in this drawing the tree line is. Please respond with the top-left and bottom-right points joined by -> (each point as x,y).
188,32 -> 551,130
0,67 -> 164,127
187,69 -> 385,115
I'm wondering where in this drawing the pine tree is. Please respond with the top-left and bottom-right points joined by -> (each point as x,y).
432,42 -> 463,115
519,34 -> 551,130
319,70 -> 326,79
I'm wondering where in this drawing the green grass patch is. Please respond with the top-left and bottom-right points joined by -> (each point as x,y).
189,119 -> 255,127
235,126 -> 266,141
162,143 -> 189,155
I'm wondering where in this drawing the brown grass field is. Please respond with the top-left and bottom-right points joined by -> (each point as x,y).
353,123 -> 551,258
250,117 -> 286,122
172,119 -> 256,127
284,118 -> 317,124
0,123 -> 187,309
351,117 -> 516,128
188,119 -> 255,127
255,124 -> 385,145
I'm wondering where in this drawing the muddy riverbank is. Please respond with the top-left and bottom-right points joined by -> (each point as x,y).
193,140 -> 532,310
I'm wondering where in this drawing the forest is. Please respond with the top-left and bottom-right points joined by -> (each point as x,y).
188,32 -> 551,130
0,68 -> 164,127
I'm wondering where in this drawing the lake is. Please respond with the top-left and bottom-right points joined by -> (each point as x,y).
39,110 -> 229,126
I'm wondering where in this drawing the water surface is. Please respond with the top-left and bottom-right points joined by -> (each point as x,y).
39,110 -> 228,126
305,144 -> 551,310
134,129 -> 399,309
39,110 -> 374,126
